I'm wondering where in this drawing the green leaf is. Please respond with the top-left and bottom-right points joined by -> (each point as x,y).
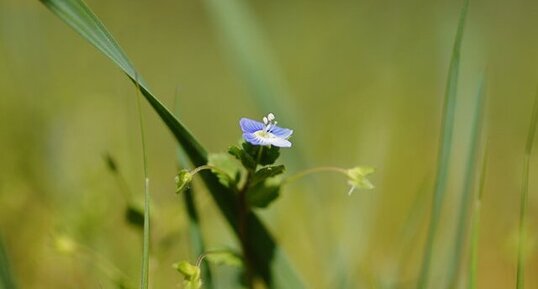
259,146 -> 280,166
39,0 -> 305,287
242,142 -> 280,166
125,204 -> 145,230
208,153 -> 242,188
205,250 -> 244,268
247,181 -> 280,208
416,0 -> 469,288
175,169 -> 193,194
228,145 -> 256,170
251,165 -> 285,187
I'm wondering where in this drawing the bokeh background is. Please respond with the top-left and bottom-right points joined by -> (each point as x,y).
1,0 -> 538,288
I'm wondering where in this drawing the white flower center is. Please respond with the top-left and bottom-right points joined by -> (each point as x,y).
254,130 -> 274,139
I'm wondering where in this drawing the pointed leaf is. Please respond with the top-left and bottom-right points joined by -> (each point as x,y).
208,153 -> 242,188
247,181 -> 280,208
228,146 -> 257,170
242,142 -> 280,166
251,165 -> 285,187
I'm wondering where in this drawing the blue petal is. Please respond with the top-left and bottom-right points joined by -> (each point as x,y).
269,126 -> 293,139
243,133 -> 269,146
240,118 -> 265,133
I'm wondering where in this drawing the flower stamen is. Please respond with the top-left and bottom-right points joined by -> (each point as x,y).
262,113 -> 278,133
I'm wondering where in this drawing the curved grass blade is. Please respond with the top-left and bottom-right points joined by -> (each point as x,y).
445,74 -> 486,289
39,0 -> 206,166
468,146 -> 488,289
416,0 -> 469,288
39,0 -> 304,287
516,88 -> 538,289
0,236 -> 17,289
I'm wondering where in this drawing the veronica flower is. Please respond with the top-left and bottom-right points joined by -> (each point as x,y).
240,113 -> 293,148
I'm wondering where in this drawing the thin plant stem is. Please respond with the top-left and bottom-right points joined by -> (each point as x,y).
190,165 -> 230,178
236,146 -> 265,288
135,76 -> 150,289
283,166 -> 348,185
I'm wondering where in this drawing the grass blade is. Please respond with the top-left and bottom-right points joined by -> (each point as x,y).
416,0 -> 469,288
135,81 -> 150,289
468,146 -> 488,289
39,0 -> 206,165
445,74 -> 486,289
39,0 -> 304,287
0,236 -> 17,289
516,88 -> 538,289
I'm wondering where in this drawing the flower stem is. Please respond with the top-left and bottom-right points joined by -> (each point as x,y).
190,165 -> 224,176
236,146 -> 264,288
189,165 -> 236,186
283,166 -> 348,185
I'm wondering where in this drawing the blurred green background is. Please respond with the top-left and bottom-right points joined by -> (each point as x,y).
1,0 -> 537,288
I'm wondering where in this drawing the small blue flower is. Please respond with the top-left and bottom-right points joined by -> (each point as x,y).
240,113 -> 293,148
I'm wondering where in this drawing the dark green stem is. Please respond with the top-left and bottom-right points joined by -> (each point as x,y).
237,145 -> 264,288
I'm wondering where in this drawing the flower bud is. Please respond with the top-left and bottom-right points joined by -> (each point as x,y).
175,170 -> 193,194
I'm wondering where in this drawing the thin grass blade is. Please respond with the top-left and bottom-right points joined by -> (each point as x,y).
516,88 -> 538,289
416,0 -> 469,288
39,0 -> 304,287
468,145 -> 488,289
0,236 -> 17,289
445,74 -> 486,289
135,80 -> 150,289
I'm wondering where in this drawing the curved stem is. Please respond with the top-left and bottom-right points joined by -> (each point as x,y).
195,249 -> 232,268
283,166 -> 348,185
190,165 -> 234,184
190,165 -> 223,176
